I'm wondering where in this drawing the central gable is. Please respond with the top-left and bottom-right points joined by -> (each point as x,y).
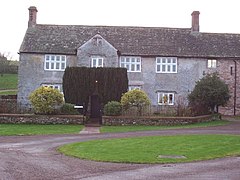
77,34 -> 119,67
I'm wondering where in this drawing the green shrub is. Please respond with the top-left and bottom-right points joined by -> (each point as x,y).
29,86 -> 64,114
104,101 -> 122,116
121,89 -> 151,116
60,103 -> 79,115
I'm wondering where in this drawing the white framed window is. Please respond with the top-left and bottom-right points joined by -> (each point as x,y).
156,57 -> 177,73
91,57 -> 103,67
42,84 -> 61,92
120,56 -> 141,72
158,92 -> 174,105
44,55 -> 66,71
207,59 -> 217,68
129,85 -> 141,91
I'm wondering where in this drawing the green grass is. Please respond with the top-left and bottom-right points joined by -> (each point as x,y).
0,90 -> 17,95
58,134 -> 240,164
100,120 -> 229,133
0,74 -> 18,90
0,124 -> 83,136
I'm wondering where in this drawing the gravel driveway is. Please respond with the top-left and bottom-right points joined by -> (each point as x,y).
0,120 -> 240,180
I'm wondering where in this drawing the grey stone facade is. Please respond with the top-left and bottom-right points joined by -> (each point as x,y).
18,6 -> 240,115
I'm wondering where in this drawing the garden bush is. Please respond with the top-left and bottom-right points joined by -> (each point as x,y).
104,101 -> 122,116
121,89 -> 151,116
60,103 -> 79,115
29,86 -> 64,114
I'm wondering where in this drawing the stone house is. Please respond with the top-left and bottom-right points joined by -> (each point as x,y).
18,6 -> 240,115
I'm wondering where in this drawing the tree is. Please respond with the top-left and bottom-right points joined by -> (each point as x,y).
121,89 -> 151,116
29,86 -> 64,114
188,73 -> 230,114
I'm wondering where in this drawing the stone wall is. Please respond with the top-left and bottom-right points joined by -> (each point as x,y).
0,114 -> 214,126
102,115 -> 213,126
0,114 -> 84,124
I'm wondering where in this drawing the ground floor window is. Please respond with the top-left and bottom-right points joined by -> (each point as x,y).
158,92 -> 174,105
128,85 -> 141,91
42,84 -> 62,92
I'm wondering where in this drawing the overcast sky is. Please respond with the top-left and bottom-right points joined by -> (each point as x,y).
1,0 -> 240,60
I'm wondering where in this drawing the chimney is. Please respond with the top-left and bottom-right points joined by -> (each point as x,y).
28,6 -> 38,28
191,11 -> 200,32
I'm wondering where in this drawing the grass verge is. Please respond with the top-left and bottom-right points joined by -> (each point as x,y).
0,124 -> 83,136
58,134 -> 240,164
0,90 -> 17,95
0,74 -> 18,90
100,120 -> 229,133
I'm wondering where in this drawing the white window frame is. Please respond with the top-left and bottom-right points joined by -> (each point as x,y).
128,85 -> 141,91
207,59 -> 217,68
91,57 -> 103,67
120,56 -> 141,72
156,57 -> 177,73
44,55 -> 66,71
158,92 -> 175,105
42,84 -> 61,92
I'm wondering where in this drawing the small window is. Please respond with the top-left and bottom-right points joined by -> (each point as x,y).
44,55 -> 66,71
158,92 -> 174,105
42,84 -> 61,92
207,59 -> 217,68
120,56 -> 141,72
91,57 -> 103,67
156,57 -> 177,73
129,86 -> 141,91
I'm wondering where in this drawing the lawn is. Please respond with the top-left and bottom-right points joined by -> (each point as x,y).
58,134 -> 240,164
0,74 -> 18,90
0,124 -> 83,136
0,90 -> 17,95
100,120 -> 229,133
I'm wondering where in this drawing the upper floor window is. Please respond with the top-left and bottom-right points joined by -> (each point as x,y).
91,57 -> 103,67
207,59 -> 217,68
120,56 -> 141,72
44,55 -> 66,71
156,57 -> 177,73
158,92 -> 174,105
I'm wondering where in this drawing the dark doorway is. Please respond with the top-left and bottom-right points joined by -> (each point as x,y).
88,94 -> 102,125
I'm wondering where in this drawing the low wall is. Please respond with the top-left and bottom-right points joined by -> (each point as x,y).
102,115 -> 214,126
0,114 -> 84,124
0,114 -> 215,126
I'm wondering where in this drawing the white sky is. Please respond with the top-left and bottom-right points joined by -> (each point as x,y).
1,0 -> 240,60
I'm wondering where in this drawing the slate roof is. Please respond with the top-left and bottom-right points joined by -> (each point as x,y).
20,24 -> 240,58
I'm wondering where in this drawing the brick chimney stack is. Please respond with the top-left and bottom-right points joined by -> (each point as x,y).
191,11 -> 200,32
28,6 -> 38,28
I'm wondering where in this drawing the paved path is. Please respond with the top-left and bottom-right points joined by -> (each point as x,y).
79,126 -> 100,134
0,120 -> 239,180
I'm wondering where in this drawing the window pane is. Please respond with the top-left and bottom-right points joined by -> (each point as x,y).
162,65 -> 166,72
46,55 -> 50,61
167,65 -> 171,72
172,58 -> 176,63
159,94 -> 163,104
131,58 -> 135,63
61,56 -> 65,61
126,64 -> 130,71
56,56 -> 60,61
126,58 -> 130,62
98,59 -> 103,66
56,62 -> 60,69
167,59 -> 171,63
169,94 -> 173,104
51,56 -> 55,60
51,63 -> 54,69
172,65 -> 176,72
156,58 -> 160,63
136,64 -> 140,71
131,64 -> 135,71
61,63 -> 65,69
45,62 -> 49,69
157,65 -> 160,72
